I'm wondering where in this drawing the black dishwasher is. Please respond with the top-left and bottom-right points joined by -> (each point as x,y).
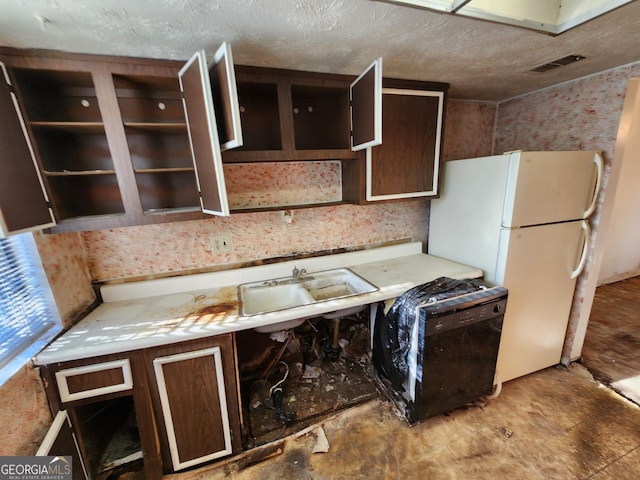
373,277 -> 507,424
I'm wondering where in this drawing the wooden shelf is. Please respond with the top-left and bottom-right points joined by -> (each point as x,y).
44,169 -> 117,176
134,167 -> 194,174
30,121 -> 106,132
123,122 -> 187,132
222,148 -> 357,163
229,200 -> 347,213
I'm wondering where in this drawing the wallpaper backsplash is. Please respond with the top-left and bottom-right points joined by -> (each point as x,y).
33,231 -> 96,326
225,161 -> 342,209
81,201 -> 430,282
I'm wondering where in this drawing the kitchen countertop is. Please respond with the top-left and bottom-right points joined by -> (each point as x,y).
35,242 -> 482,365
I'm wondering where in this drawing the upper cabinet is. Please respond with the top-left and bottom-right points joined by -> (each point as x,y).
343,78 -> 448,204
0,43 -> 243,232
221,58 -> 382,163
0,46 -> 447,233
112,72 -> 199,216
208,43 -> 243,151
366,82 -> 446,201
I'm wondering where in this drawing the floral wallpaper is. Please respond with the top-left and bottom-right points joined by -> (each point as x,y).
443,99 -> 496,160
225,161 -> 342,209
80,201 -> 430,282
494,63 -> 640,158
0,366 -> 52,455
33,231 -> 96,327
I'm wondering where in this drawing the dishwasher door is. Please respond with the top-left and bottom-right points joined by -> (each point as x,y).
373,278 -> 507,425
409,292 -> 506,423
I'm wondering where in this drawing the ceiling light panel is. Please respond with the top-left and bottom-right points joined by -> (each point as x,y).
381,0 -> 637,35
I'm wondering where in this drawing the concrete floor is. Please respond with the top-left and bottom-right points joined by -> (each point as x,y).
170,363 -> 640,480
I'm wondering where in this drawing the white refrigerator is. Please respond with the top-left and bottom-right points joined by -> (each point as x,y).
428,151 -> 603,383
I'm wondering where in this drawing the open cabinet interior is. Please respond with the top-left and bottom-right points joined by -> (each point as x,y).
291,85 -> 350,150
12,67 -> 125,221
113,73 -> 200,214
235,307 -> 379,447
71,396 -> 143,479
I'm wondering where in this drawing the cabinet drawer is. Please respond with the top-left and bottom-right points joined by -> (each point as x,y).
55,359 -> 133,403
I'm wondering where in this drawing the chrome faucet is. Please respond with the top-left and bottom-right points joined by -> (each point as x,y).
292,266 -> 306,281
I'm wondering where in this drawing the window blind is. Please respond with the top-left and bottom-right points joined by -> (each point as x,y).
0,232 -> 62,384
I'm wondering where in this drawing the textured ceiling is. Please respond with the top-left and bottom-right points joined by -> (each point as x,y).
0,0 -> 639,101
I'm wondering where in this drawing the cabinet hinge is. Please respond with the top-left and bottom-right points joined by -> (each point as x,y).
46,201 -> 53,209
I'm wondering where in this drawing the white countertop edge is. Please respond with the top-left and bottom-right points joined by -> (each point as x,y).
101,241 -> 423,303
36,285 -> 409,365
35,249 -> 484,365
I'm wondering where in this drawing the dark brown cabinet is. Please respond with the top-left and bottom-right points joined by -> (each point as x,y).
146,335 -> 242,472
344,78 -> 448,204
1,47 -> 445,234
37,410 -> 88,480
0,45 -> 242,233
216,60 -> 383,212
39,352 -> 159,479
39,335 -> 241,478
222,58 -> 381,163
114,73 -> 199,215
4,64 -> 128,230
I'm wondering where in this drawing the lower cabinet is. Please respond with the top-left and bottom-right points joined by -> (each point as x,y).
146,335 -> 242,472
39,334 -> 242,479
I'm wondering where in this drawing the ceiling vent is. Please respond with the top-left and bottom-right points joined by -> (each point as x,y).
530,54 -> 586,73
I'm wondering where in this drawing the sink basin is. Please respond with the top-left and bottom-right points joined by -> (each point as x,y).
303,269 -> 378,302
240,283 -> 315,316
238,268 -> 378,318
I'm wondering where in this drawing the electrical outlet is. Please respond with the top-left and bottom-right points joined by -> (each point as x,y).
210,234 -> 233,253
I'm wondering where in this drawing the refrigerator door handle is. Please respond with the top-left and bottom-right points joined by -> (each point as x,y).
583,152 -> 604,218
571,220 -> 591,279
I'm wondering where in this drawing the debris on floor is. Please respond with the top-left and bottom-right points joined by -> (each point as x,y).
236,311 -> 379,448
311,426 -> 330,454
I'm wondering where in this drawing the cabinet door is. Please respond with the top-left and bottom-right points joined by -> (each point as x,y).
37,410 -> 88,480
365,88 -> 444,201
0,62 -> 55,235
209,42 -> 243,151
179,51 -> 229,216
350,58 -> 382,151
151,340 -> 239,471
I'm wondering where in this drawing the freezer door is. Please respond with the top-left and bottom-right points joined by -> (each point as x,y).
494,220 -> 587,382
503,151 -> 601,228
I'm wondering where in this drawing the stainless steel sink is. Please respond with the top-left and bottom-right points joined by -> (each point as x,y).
238,267 -> 378,317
